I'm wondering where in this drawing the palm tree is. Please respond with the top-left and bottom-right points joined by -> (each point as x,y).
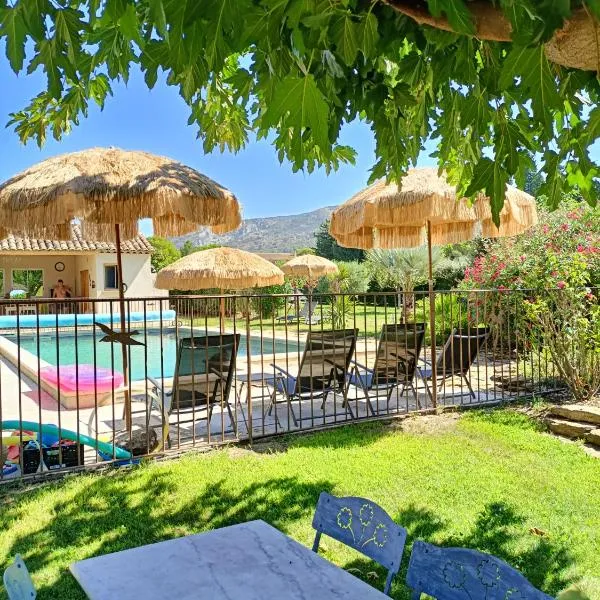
366,247 -> 446,316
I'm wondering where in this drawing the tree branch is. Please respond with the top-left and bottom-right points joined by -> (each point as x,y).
381,0 -> 512,41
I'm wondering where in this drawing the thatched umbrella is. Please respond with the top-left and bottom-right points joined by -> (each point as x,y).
329,167 -> 537,407
0,147 -> 242,430
281,255 -> 338,290
156,247 -> 284,438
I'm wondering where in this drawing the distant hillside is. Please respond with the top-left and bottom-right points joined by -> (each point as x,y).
172,206 -> 336,253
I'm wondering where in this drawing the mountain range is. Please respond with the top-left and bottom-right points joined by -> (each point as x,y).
171,205 -> 336,253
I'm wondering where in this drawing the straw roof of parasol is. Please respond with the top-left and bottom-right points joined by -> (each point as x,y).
329,167 -> 537,249
281,254 -> 338,279
155,247 -> 285,290
0,147 -> 242,241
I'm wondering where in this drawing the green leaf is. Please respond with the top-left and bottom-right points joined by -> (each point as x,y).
466,158 -> 509,225
427,0 -> 475,34
540,151 -> 565,210
28,38 -> 62,98
359,12 -> 379,59
333,14 -> 359,66
118,3 -> 143,46
500,45 -> 561,133
1,5 -> 27,72
261,74 -> 330,151
148,0 -> 168,37
54,9 -> 84,63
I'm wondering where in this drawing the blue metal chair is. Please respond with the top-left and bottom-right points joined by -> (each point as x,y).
3,555 -> 36,600
312,492 -> 407,596
406,540 -> 553,599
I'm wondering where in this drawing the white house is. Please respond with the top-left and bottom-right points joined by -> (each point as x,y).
0,224 -> 167,311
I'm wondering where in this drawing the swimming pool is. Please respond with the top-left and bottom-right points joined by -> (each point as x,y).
12,331 -> 302,381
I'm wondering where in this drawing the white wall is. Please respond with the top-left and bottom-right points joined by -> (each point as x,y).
0,254 -> 77,297
94,254 -> 168,310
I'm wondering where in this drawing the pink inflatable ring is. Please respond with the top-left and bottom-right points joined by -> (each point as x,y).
40,365 -> 124,393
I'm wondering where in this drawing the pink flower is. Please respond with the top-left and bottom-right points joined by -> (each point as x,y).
577,245 -> 585,252
520,255 -> 526,262
557,281 -> 566,289
551,271 -> 559,277
498,285 -> 508,292
560,223 -> 570,232
542,225 -> 550,234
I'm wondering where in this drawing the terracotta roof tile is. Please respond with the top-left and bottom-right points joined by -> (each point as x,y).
0,223 -> 153,254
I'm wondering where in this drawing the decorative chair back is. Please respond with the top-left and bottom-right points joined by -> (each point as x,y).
406,541 -> 553,600
436,332 -> 489,377
172,334 -> 240,409
372,323 -> 426,386
312,492 -> 407,596
295,329 -> 357,395
3,555 -> 36,600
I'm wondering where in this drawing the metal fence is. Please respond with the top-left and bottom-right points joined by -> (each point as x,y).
0,288 -> 589,482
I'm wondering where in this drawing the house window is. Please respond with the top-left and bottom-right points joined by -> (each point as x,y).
104,265 -> 120,290
12,269 -> 44,297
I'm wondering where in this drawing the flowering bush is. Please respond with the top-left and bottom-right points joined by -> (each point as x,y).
460,204 -> 600,399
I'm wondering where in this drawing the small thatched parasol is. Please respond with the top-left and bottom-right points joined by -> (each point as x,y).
329,167 -> 537,407
281,255 -> 338,289
0,147 -> 242,432
155,247 -> 284,291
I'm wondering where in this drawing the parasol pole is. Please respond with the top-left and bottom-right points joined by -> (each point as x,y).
427,220 -> 437,409
115,224 -> 132,431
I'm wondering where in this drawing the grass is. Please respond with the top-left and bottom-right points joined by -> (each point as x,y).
1,409 -> 599,599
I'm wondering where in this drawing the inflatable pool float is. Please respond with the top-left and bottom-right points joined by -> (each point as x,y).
40,364 -> 124,393
2,432 -> 36,446
1,421 -> 131,460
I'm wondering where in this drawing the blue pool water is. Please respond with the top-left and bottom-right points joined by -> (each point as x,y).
12,331 -> 301,381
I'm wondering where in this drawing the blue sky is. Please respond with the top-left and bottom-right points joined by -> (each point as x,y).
0,59 -> 438,236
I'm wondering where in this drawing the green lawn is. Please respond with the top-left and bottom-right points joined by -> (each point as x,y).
1,410 -> 599,599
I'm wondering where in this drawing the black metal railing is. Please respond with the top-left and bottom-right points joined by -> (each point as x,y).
0,288 -> 596,482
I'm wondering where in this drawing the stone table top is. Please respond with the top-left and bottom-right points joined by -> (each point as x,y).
70,519 -> 388,599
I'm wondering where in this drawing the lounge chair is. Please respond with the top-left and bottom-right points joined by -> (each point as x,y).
312,492 -> 407,596
406,540 -> 552,599
416,329 -> 490,401
4,554 -> 36,600
265,328 -> 358,426
148,333 -> 241,437
348,322 -> 426,414
276,297 -> 322,324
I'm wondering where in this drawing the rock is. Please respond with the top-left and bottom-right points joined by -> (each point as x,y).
549,404 -> 600,426
586,429 -> 600,446
545,418 -> 594,439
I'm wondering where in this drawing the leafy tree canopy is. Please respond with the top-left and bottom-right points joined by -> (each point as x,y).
2,0 -> 600,222
148,236 -> 180,271
180,241 -> 221,256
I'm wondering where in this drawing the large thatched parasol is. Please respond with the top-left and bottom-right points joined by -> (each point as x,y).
281,254 -> 338,290
329,167 -> 537,407
156,247 -> 284,439
0,147 -> 242,431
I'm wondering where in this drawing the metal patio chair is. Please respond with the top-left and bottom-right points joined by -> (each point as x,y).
148,333 -> 241,437
265,328 -> 358,426
406,540 -> 552,599
347,322 -> 427,414
312,491 -> 407,596
416,329 -> 490,401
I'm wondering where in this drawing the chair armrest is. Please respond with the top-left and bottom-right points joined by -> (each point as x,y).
349,358 -> 372,373
269,363 -> 294,379
147,376 -> 164,393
